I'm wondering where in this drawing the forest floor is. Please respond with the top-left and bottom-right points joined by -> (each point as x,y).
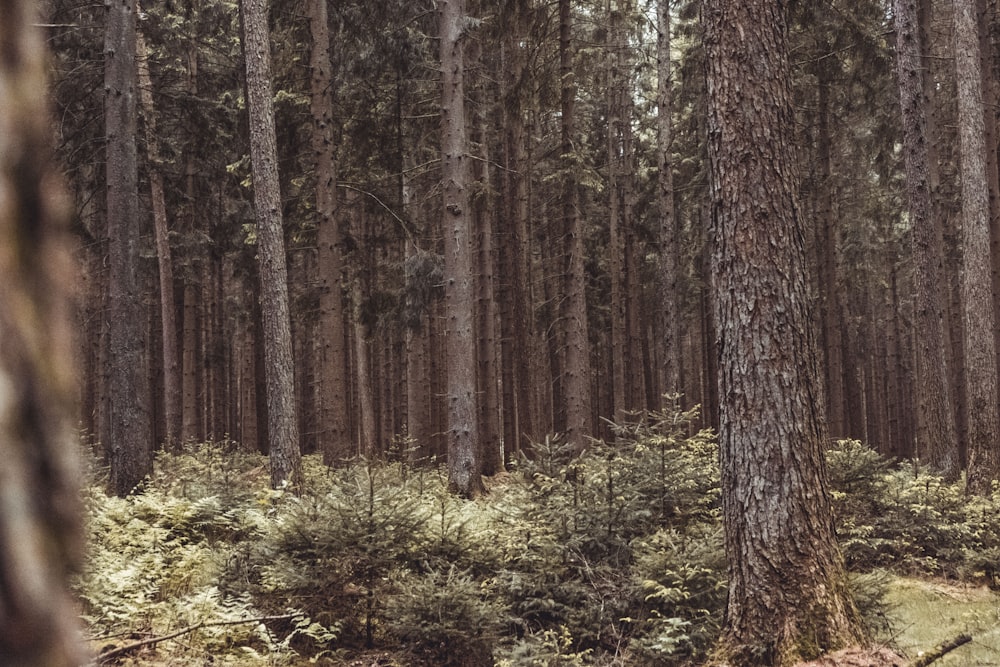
884,577 -> 1000,666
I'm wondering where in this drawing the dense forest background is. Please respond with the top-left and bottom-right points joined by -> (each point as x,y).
17,0 -> 1000,663
49,0 -> 964,477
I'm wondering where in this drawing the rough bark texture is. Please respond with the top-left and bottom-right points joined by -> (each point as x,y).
559,0 -> 592,450
440,0 -> 485,497
241,0 -> 302,488
894,0 -> 960,473
105,0 -> 152,496
703,0 -> 866,663
0,0 -> 85,662
954,0 -> 1000,493
308,0 -> 350,464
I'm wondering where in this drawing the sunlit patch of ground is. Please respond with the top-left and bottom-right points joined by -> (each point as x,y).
885,577 -> 1000,666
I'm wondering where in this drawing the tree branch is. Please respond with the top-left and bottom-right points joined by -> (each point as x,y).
910,633 -> 972,667
95,612 -> 302,662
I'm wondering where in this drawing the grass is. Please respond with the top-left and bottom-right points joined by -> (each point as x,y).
885,577 -> 1000,665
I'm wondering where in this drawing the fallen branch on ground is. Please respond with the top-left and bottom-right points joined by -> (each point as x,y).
95,612 -> 302,662
909,633 -> 972,667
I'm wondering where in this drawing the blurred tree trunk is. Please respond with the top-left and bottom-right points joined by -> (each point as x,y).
106,0 -> 152,495
241,0 -> 301,488
704,0 -> 866,662
0,0 -> 85,662
440,0 -> 485,497
954,0 -> 1000,493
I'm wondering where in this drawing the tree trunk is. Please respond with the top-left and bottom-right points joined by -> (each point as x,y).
241,0 -> 301,488
559,0 -> 592,449
815,70 -> 847,440
136,28 -> 181,449
105,0 -> 152,496
894,0 -> 960,473
954,0 -> 1000,492
498,3 -> 537,457
308,0 -> 351,465
0,2 -> 85,661
607,0 -> 626,423
704,0 -> 866,663
979,0 -> 1000,442
657,0 -> 681,401
440,0 -> 485,497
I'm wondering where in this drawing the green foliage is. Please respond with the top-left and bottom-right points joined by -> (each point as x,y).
91,424 -> 1000,665
490,404 -> 724,665
77,404 -> 730,665
828,439 -> 1000,581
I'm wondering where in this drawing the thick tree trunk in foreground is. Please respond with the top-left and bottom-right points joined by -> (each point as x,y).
893,0 -> 959,474
105,0 -> 152,496
703,0 -> 866,663
241,0 -> 302,488
0,1 -> 85,662
955,0 -> 1000,493
440,0 -> 485,497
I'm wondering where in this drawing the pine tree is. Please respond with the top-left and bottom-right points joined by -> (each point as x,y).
704,0 -> 866,661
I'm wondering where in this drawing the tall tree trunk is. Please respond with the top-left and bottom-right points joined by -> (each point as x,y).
472,92 -> 503,475
105,0 -> 152,496
704,0 -> 866,662
498,1 -> 537,456
136,28 -> 180,449
657,0 -> 681,401
308,0 -> 350,464
241,0 -> 301,488
0,2 -> 84,661
955,0 -> 1000,492
815,71 -> 847,440
894,0 -> 960,473
559,0 -> 592,449
181,281 -> 200,442
979,0 -> 1000,430
440,0 -> 485,497
607,0 -> 626,423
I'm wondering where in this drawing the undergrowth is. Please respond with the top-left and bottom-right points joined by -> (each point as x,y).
77,416 -> 1000,665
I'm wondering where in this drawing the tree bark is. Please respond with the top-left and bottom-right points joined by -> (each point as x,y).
241,0 -> 301,488
657,0 -> 681,401
0,0 -> 85,661
894,0 -> 960,473
136,28 -> 181,449
105,0 -> 152,496
955,0 -> 1000,493
704,0 -> 866,662
440,0 -> 485,497
559,0 -> 592,450
308,0 -> 351,465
